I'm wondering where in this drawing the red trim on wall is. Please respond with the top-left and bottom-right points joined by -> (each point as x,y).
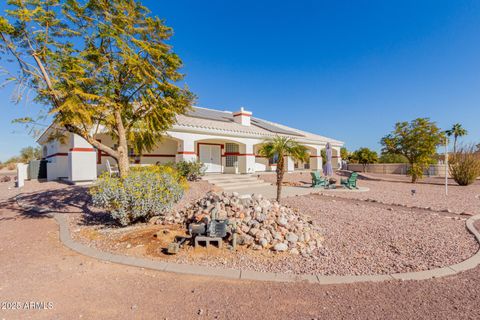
177,151 -> 196,155
142,154 -> 176,158
310,155 -> 322,158
70,147 -> 95,152
46,153 -> 68,159
222,152 -> 255,157
233,112 -> 252,117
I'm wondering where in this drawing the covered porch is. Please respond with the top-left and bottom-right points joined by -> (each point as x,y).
40,131 -> 342,184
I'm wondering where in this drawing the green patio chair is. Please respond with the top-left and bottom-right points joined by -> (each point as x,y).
341,172 -> 358,189
311,171 -> 328,188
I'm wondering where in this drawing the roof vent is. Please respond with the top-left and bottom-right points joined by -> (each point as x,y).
233,107 -> 252,126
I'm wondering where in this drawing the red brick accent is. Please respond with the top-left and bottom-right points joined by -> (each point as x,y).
142,154 -> 176,157
69,148 -> 96,152
223,152 -> 255,157
177,151 -> 196,155
233,112 -> 252,117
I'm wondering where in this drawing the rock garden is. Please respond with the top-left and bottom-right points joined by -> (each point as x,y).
10,166 -> 480,277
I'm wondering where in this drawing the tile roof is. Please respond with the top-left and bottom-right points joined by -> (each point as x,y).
173,107 -> 343,145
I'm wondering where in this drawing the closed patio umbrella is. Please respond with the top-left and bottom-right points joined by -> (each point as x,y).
323,143 -> 334,176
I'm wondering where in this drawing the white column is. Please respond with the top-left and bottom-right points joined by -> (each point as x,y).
16,163 -> 28,188
68,133 -> 97,184
238,143 -> 256,174
176,139 -> 197,162
333,146 -> 342,169
309,146 -> 323,171
286,156 -> 295,172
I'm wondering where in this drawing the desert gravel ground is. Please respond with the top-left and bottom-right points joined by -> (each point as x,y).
283,194 -> 477,275
260,172 -> 480,214
8,180 -> 479,277
1,180 -> 480,319
67,193 -> 477,276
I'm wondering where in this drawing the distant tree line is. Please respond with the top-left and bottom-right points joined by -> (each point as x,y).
0,146 -> 41,170
342,120 -> 478,185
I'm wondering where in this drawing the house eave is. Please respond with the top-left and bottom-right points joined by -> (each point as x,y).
168,125 -> 344,147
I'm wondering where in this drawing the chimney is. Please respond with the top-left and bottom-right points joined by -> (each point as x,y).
233,107 -> 252,126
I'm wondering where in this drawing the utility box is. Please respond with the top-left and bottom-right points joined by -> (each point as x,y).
28,160 -> 48,180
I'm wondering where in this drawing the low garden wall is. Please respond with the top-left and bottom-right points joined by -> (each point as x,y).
347,163 -> 449,177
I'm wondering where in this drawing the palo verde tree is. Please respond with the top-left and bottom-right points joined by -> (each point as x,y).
340,147 -> 349,161
0,0 -> 194,177
350,147 -> 378,172
381,118 -> 443,183
446,123 -> 468,154
378,151 -> 408,164
258,136 -> 308,202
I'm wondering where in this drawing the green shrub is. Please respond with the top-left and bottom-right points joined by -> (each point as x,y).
449,146 -> 480,186
378,152 -> 409,164
90,166 -> 187,226
167,160 -> 205,181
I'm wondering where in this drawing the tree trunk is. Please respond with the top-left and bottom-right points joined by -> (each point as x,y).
113,109 -> 130,178
410,162 -> 417,183
276,156 -> 285,202
453,136 -> 457,154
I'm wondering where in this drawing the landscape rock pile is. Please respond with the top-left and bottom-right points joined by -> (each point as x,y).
179,192 -> 324,255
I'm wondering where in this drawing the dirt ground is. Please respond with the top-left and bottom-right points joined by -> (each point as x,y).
1,179 -> 480,319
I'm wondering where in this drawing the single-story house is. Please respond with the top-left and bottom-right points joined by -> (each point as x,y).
37,107 -> 344,184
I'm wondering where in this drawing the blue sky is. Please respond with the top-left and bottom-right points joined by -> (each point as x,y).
1,0 -> 479,161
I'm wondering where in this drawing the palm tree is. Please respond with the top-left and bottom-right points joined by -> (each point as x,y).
446,123 -> 468,153
258,136 -> 308,202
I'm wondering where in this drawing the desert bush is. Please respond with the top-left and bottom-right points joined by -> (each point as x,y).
90,166 -> 187,226
6,162 -> 16,170
449,146 -> 480,186
167,160 -> 205,181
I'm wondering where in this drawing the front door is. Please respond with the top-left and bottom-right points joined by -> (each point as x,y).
199,144 -> 222,173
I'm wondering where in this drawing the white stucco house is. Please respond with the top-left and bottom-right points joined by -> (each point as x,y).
37,106 -> 344,184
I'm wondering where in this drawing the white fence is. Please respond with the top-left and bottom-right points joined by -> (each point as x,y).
16,163 -> 28,188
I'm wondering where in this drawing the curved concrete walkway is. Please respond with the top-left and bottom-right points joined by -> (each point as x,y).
16,195 -> 480,285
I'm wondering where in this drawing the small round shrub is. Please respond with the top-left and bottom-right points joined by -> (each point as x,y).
167,160 -> 205,181
90,166 -> 187,226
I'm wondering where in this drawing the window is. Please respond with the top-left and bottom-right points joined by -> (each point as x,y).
225,143 -> 239,168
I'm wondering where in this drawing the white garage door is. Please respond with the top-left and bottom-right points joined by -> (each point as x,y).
199,145 -> 222,173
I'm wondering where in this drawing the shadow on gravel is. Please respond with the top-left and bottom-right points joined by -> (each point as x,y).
8,186 -> 116,227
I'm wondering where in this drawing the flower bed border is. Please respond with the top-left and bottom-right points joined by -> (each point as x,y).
15,194 -> 480,284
